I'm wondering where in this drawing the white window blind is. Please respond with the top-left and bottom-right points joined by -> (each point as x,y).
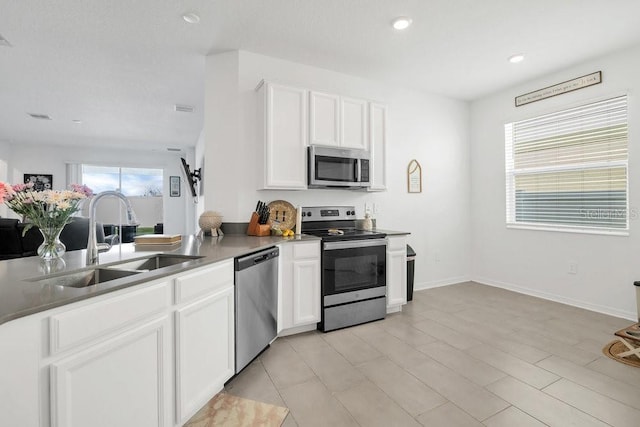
505,95 -> 628,233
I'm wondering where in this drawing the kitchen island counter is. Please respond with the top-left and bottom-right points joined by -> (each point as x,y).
0,234 -> 320,326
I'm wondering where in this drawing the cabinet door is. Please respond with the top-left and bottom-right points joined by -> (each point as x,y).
369,103 -> 387,191
310,91 -> 340,147
175,286 -> 234,424
341,97 -> 368,150
292,258 -> 321,325
50,316 -> 171,427
386,236 -> 407,310
264,83 -> 308,189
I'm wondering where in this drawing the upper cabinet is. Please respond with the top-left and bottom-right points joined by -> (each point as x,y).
310,91 -> 369,150
309,91 -> 340,147
341,97 -> 369,150
258,82 -> 309,190
368,102 -> 387,191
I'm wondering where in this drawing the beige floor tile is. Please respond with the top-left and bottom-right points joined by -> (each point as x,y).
280,413 -> 298,427
466,344 -> 559,389
412,318 -> 484,351
415,402 -> 482,427
334,380 -> 422,427
544,378 -> 640,427
351,325 -> 430,368
537,355 -> 640,410
587,356 -> 640,388
285,331 -> 330,353
321,328 -> 383,365
225,359 -> 285,407
407,358 -> 508,421
279,378 -> 358,427
379,316 -> 438,347
416,341 -> 507,386
487,376 -> 608,427
294,344 -> 366,392
483,406 -> 546,427
260,339 -> 315,389
356,357 -> 446,416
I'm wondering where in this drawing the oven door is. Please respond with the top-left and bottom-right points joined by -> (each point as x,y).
322,239 -> 386,305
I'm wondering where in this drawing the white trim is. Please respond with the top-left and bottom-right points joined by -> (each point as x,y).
506,223 -> 629,237
473,276 -> 636,321
414,275 -> 472,291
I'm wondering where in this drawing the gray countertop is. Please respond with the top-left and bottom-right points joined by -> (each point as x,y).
0,234 -> 320,326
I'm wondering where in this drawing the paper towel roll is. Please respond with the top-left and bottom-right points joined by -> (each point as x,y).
295,206 -> 302,235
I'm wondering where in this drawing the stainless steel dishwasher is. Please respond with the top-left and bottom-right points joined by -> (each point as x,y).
234,246 -> 279,374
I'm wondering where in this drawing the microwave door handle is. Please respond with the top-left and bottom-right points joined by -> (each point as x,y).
355,159 -> 362,182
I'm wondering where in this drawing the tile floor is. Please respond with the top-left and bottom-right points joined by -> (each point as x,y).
224,282 -> 639,426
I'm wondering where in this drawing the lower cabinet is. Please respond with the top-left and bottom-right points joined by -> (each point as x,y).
175,286 -> 234,425
386,235 -> 407,312
50,316 -> 172,427
278,240 -> 321,334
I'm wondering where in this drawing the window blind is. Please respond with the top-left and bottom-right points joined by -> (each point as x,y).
505,95 -> 628,233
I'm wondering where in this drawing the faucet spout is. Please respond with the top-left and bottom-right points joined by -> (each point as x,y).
87,191 -> 138,265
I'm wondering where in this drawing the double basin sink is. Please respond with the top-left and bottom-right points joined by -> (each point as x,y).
31,254 -> 204,288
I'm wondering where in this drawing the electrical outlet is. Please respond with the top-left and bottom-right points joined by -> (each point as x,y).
569,263 -> 578,275
373,202 -> 380,214
364,202 -> 371,215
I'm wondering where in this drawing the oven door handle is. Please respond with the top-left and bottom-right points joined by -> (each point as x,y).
324,239 -> 387,251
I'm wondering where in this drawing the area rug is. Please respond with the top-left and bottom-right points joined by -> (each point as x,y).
603,340 -> 640,368
184,392 -> 289,427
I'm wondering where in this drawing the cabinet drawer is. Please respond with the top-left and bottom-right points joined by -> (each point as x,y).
293,241 -> 320,259
175,260 -> 233,304
386,236 -> 406,251
50,280 -> 171,355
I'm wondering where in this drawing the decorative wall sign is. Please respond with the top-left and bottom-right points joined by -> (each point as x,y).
515,71 -> 602,107
407,159 -> 422,193
169,176 -> 181,197
24,174 -> 53,191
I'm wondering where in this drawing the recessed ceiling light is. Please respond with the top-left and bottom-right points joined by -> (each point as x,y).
392,17 -> 413,30
508,54 -> 525,63
72,119 -> 83,124
182,13 -> 200,24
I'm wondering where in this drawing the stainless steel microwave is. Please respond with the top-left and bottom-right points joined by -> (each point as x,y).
308,146 -> 371,189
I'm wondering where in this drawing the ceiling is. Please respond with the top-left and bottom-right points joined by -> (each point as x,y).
2,0 -> 640,150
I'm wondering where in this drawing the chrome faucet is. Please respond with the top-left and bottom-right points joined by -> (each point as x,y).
87,191 -> 138,265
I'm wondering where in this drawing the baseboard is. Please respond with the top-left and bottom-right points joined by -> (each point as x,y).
473,276 -> 636,321
414,275 -> 471,292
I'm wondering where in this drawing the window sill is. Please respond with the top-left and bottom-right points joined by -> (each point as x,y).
506,223 -> 629,237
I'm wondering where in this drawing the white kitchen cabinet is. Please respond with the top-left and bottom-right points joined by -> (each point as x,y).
309,91 -> 369,150
386,235 -> 407,312
50,315 -> 172,427
368,102 -> 387,191
175,262 -> 235,425
278,240 -> 321,335
310,91 -> 340,147
341,96 -> 368,150
258,81 -> 308,189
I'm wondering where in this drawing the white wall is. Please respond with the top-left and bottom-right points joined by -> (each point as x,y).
470,45 -> 640,320
2,143 -> 193,235
203,50 -> 471,289
0,141 -> 10,218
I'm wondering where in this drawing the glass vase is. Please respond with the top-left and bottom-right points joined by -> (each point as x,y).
37,226 -> 66,260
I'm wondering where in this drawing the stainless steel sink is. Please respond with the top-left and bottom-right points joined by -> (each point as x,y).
32,268 -> 142,288
108,254 -> 204,272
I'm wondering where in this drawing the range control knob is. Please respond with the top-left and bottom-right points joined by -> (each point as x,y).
301,212 -> 306,217
348,210 -> 355,216
306,211 -> 312,217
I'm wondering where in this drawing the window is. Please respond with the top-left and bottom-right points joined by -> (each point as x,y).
505,95 -> 628,234
81,165 -> 163,196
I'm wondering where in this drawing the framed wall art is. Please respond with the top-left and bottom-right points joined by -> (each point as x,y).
170,175 -> 181,197
24,174 -> 53,191
407,160 -> 422,193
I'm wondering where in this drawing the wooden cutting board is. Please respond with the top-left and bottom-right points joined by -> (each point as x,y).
134,234 -> 182,245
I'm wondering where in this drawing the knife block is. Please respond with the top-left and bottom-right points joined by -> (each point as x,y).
246,212 -> 271,237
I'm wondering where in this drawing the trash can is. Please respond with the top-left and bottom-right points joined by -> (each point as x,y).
407,245 -> 416,301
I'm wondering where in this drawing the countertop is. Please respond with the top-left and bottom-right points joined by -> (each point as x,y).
0,234 -> 320,326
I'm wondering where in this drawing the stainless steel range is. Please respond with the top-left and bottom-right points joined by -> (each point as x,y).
300,206 -> 387,332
